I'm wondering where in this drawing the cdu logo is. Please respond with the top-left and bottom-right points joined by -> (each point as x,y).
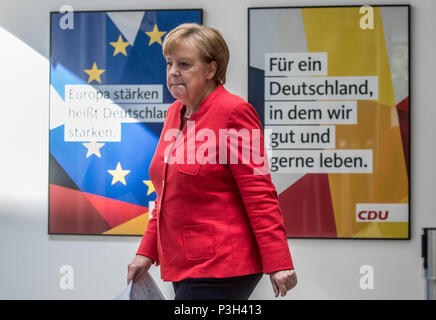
356,204 -> 408,223
357,210 -> 389,221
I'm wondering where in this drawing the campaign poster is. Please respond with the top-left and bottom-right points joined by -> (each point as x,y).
49,9 -> 202,235
248,6 -> 410,239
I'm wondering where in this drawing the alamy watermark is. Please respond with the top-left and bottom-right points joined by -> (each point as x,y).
359,265 -> 374,290
163,121 -> 272,176
59,5 -> 74,30
59,265 -> 74,290
359,5 -> 374,30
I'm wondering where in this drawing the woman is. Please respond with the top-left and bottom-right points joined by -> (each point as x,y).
127,23 -> 297,300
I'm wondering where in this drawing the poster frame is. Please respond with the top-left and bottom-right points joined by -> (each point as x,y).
48,8 -> 203,236
247,5 -> 411,240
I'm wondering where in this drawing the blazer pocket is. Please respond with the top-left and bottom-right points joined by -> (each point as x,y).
176,154 -> 205,175
183,224 -> 215,261
176,163 -> 201,175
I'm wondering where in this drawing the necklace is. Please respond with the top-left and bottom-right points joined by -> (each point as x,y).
184,109 -> 192,120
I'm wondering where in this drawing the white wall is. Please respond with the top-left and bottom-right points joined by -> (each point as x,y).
0,0 -> 435,299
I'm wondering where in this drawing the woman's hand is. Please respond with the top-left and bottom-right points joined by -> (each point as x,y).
127,255 -> 154,284
269,269 -> 297,297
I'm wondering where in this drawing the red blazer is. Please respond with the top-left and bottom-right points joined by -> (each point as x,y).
137,84 -> 294,282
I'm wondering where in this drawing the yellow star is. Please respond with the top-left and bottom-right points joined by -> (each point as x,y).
143,180 -> 155,195
145,24 -> 167,46
109,35 -> 130,56
107,162 -> 130,186
84,62 -> 105,83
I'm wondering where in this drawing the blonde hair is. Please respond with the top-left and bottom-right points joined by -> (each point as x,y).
163,23 -> 230,85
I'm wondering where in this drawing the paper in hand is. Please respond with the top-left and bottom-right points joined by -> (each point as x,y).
115,271 -> 165,300
115,281 -> 132,300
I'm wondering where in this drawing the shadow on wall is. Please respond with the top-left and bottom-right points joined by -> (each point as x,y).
0,0 -> 144,59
